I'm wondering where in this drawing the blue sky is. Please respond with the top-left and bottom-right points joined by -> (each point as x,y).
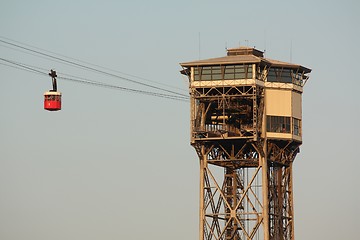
1,1 -> 359,239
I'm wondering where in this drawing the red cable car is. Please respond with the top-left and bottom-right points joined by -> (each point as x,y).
44,91 -> 61,111
44,70 -> 62,111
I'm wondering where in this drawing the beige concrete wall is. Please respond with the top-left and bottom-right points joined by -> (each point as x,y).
266,132 -> 292,140
265,89 -> 292,116
292,91 -> 302,119
265,89 -> 302,120
266,132 -> 302,142
265,88 -> 303,142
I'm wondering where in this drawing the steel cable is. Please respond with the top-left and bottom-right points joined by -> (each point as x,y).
0,38 -> 188,97
0,57 -> 189,102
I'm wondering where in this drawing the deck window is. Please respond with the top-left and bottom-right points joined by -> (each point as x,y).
193,64 -> 252,81
267,68 -> 293,84
267,116 -> 291,133
293,118 -> 301,136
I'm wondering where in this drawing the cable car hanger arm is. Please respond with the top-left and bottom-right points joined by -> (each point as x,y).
49,69 -> 57,92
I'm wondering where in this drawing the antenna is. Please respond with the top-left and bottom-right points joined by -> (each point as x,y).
290,40 -> 293,63
198,32 -> 201,60
264,29 -> 267,57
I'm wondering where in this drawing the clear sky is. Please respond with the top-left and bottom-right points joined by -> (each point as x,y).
0,0 -> 359,239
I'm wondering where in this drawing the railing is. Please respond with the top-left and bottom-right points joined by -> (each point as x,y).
193,123 -> 254,138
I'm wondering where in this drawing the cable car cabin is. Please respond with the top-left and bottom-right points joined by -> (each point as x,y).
44,91 -> 61,111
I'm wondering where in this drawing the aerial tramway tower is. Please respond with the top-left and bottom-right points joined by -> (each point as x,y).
180,47 -> 311,240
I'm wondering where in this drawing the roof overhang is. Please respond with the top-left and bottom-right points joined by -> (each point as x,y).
180,47 -> 311,74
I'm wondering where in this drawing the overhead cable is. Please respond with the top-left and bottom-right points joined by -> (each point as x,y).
0,58 -> 189,102
0,38 -> 188,97
0,36 -> 187,93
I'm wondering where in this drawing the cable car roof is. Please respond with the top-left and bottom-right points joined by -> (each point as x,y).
44,91 -> 62,95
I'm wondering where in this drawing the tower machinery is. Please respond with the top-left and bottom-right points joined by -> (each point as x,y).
180,47 -> 311,240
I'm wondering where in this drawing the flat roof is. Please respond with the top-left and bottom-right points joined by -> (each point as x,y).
181,55 -> 262,66
180,47 -> 311,73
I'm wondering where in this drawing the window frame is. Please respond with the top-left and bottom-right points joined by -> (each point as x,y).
193,64 -> 253,81
266,115 -> 291,133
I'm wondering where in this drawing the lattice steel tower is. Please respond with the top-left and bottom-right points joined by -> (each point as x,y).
180,47 -> 311,240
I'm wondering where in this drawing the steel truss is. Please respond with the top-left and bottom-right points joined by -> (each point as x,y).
198,143 -> 264,240
191,85 -> 264,141
196,140 -> 299,240
192,84 -> 299,239
267,140 -> 300,240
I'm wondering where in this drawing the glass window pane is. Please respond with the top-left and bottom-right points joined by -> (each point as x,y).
282,76 -> 292,83
225,68 -> 235,74
212,66 -> 221,70
201,74 -> 211,80
202,68 -> 211,74
212,69 -> 222,74
212,74 -> 222,80
235,67 -> 245,73
235,73 -> 245,79
194,67 -> 200,81
224,73 -> 234,80
293,118 -> 301,136
267,116 -> 291,133
267,69 -> 277,82
247,66 -> 253,79
267,76 -> 277,82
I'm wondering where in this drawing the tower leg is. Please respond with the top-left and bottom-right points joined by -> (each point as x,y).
199,147 -> 206,240
224,167 -> 240,240
262,143 -> 270,240
197,144 -> 268,240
